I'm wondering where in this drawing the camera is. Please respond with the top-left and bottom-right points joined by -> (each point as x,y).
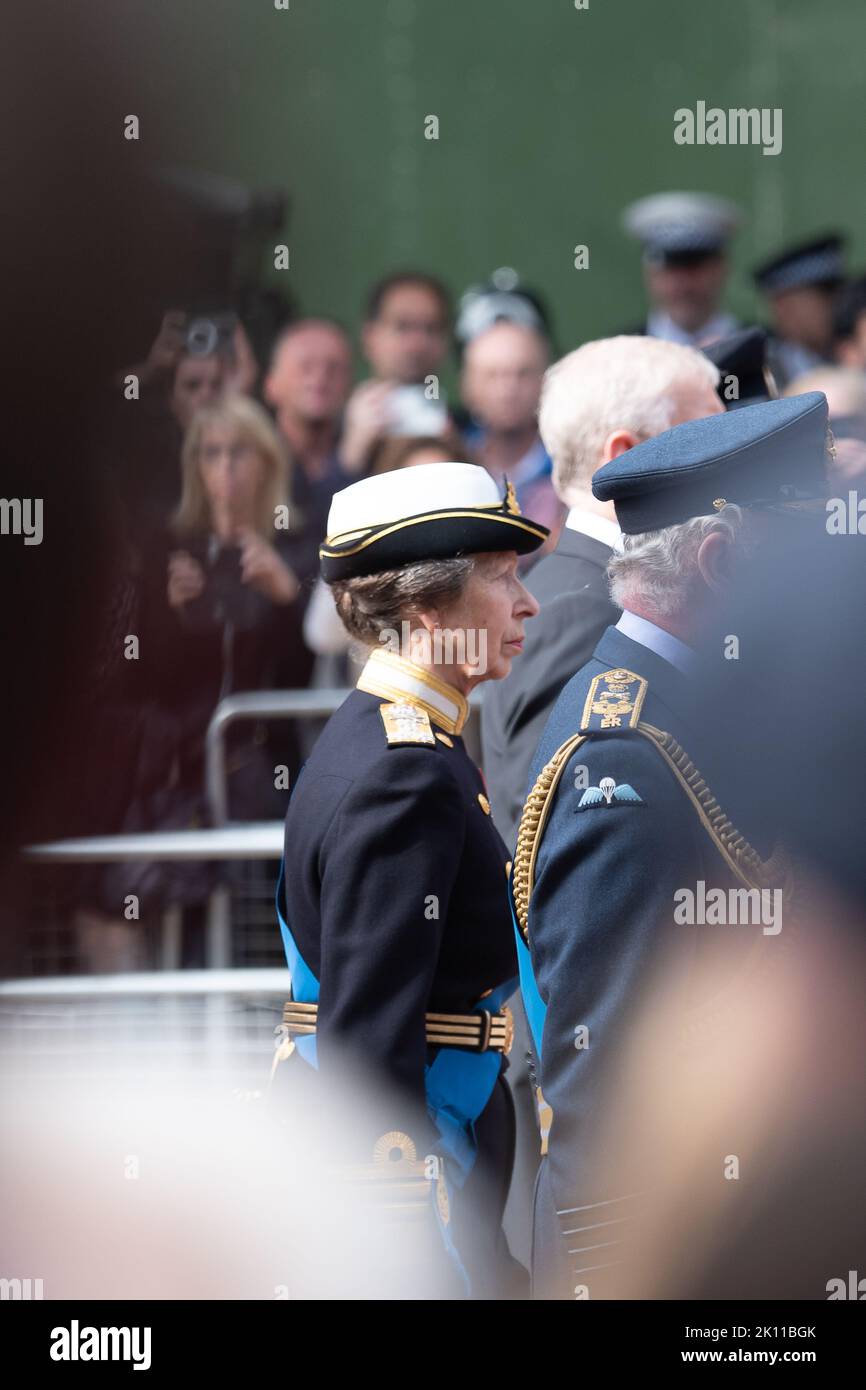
185,311 -> 238,358
180,541 -> 261,633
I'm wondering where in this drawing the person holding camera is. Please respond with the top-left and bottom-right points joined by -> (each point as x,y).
338,272 -> 455,476
144,308 -> 259,418
167,400 -> 302,619
163,390 -> 316,736
114,309 -> 259,532
125,394 -> 317,930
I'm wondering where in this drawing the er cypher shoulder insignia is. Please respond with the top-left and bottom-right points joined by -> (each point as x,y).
379,700 -> 436,747
580,667 -> 648,732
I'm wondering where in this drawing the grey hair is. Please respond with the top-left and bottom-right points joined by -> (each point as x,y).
607,504 -> 746,619
538,336 -> 720,500
329,554 -> 484,648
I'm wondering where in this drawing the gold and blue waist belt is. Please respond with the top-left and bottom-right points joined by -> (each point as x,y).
281,999 -> 514,1054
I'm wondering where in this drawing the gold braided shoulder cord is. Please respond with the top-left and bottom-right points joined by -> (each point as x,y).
512,732 -> 588,944
511,723 -> 785,944
635,723 -> 785,889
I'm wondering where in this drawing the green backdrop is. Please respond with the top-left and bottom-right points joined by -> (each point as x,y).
132,0 -> 866,369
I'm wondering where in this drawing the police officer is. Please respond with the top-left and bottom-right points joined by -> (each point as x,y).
510,394 -> 831,1298
273,460 -> 548,1297
753,232 -> 847,385
621,191 -> 742,347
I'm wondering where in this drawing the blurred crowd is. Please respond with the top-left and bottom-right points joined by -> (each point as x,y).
67,193 -> 866,970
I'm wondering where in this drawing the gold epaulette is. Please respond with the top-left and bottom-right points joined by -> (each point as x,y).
378,701 -> 435,746
511,720 -> 784,944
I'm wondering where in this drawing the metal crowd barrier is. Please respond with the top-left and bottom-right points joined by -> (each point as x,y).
204,685 -> 484,826
0,968 -> 289,1089
205,688 -> 351,825
25,823 -> 286,970
21,683 -> 485,975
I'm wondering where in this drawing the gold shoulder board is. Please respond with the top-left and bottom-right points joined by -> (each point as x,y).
379,701 -> 435,747
580,668 -> 648,731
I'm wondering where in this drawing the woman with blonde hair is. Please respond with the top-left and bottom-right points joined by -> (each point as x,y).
125,395 -> 317,931
169,392 -> 307,613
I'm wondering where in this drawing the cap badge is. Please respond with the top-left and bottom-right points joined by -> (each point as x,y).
503,477 -> 521,516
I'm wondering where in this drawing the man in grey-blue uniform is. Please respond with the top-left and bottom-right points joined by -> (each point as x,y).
510,393 -> 832,1299
621,191 -> 742,347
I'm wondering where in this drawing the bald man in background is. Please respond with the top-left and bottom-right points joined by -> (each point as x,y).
461,320 -> 563,546
264,318 -> 355,539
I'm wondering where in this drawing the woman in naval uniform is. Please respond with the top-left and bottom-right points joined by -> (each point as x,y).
273,460 -> 547,1298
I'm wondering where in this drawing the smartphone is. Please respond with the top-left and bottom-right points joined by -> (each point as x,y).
386,385 -> 449,437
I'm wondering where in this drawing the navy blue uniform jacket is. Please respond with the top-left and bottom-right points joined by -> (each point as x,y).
280,686 -> 517,1154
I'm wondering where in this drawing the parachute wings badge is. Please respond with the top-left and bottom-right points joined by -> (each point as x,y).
577,777 -> 645,810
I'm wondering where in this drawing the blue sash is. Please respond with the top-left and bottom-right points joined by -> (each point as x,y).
423,974 -> 515,1184
275,860 -> 513,1182
509,877 -> 547,1059
276,862 -> 320,1067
